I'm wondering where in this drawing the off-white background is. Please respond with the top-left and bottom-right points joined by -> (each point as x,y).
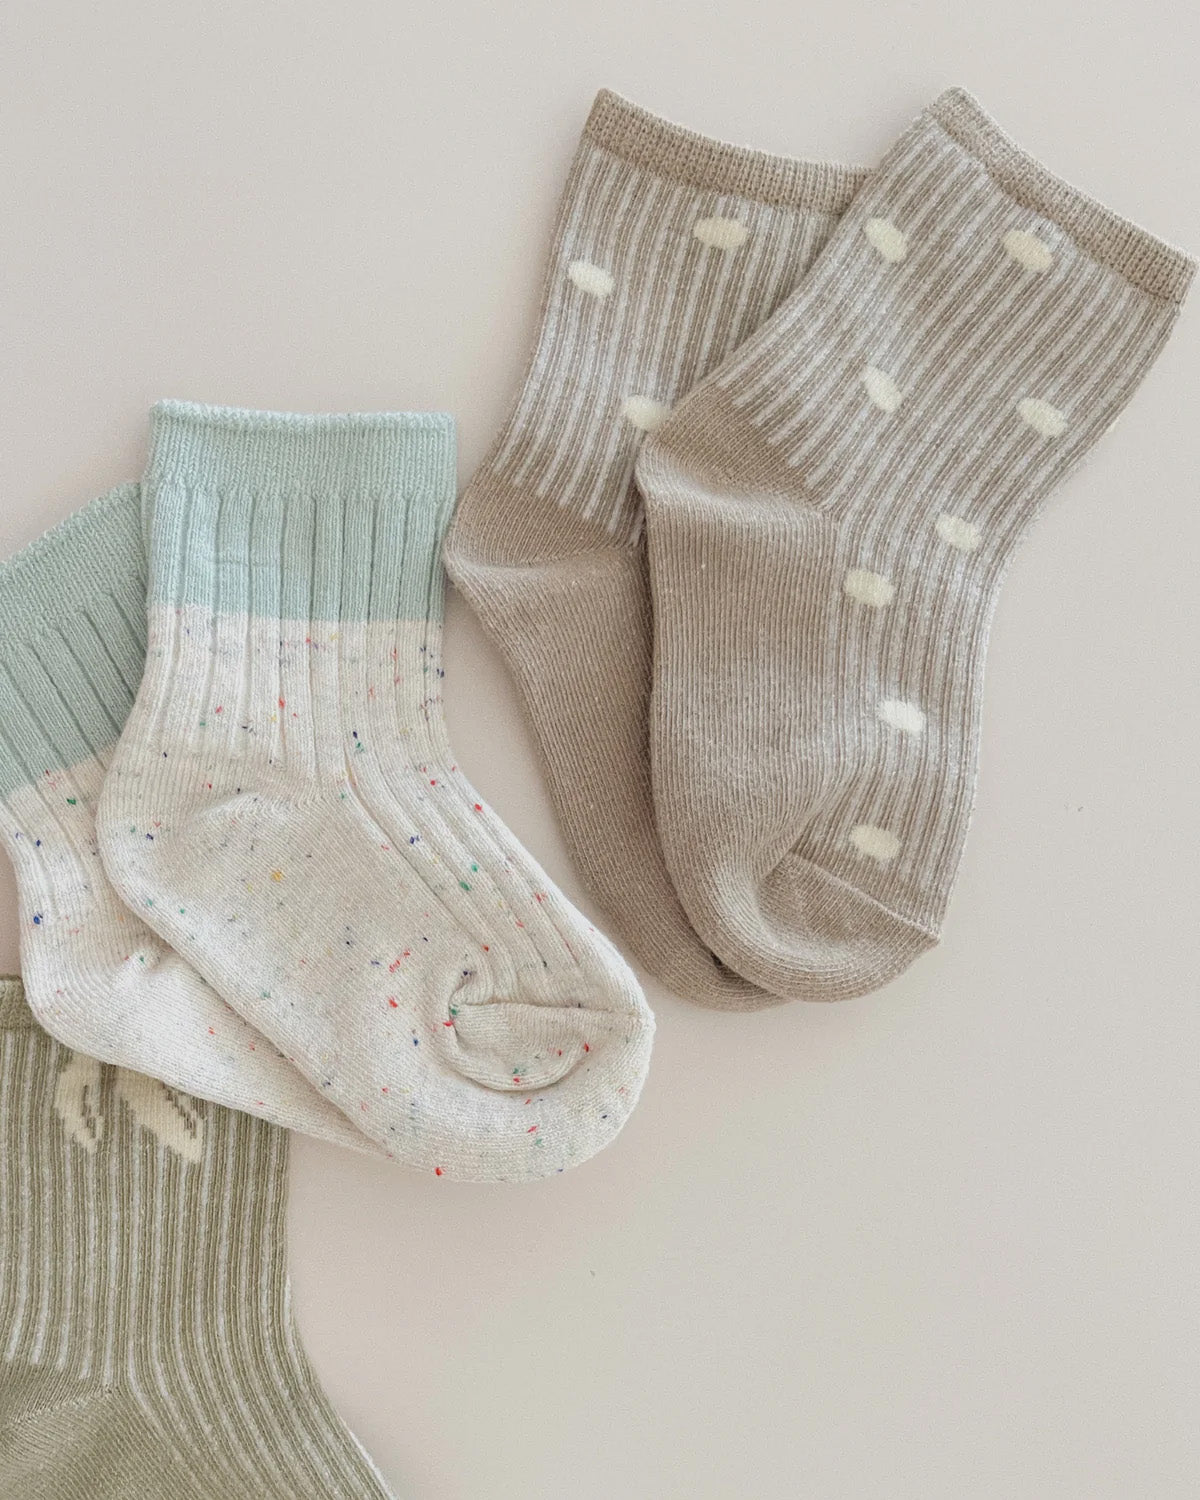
2,2 -> 1198,1496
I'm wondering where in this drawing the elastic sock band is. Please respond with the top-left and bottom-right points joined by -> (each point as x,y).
928,88 -> 1196,303
584,88 -> 868,213
148,401 -> 458,498
0,484 -> 144,652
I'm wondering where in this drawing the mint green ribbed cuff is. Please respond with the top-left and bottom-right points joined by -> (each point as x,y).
0,977 -> 34,1030
146,402 -> 459,625
0,483 -> 145,651
148,400 -> 457,498
0,485 -> 148,799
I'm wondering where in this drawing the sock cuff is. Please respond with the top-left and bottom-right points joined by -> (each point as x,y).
927,88 -> 1196,304
148,400 -> 458,500
0,484 -> 145,652
0,486 -> 148,798
146,403 -> 458,623
584,88 -> 868,214
0,976 -> 35,1030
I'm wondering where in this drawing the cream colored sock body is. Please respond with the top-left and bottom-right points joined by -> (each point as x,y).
0,485 -> 378,1154
99,403 -> 653,1179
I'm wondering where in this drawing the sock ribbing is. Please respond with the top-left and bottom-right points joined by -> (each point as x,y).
484,90 -> 866,543
0,975 -> 394,1498
636,87 -> 1193,998
0,484 -> 145,803
447,90 -> 866,1007
100,403 -> 652,1179
0,488 -> 378,1152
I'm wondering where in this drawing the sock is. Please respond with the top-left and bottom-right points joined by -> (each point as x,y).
636,88 -> 1194,1000
0,486 -> 382,1155
444,90 -> 867,1008
98,403 -> 653,1181
0,976 -> 394,1500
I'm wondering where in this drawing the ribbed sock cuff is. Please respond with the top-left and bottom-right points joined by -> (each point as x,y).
145,403 -> 459,623
147,400 -> 458,499
0,976 -> 35,1030
0,486 -> 148,797
0,484 -> 145,652
583,89 -> 868,213
928,88 -> 1196,303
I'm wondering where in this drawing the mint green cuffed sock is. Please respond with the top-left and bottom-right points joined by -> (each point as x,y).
98,402 -> 653,1181
0,486 -> 377,1153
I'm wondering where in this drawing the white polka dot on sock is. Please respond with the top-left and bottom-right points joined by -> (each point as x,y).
863,217 -> 908,263
877,699 -> 926,735
1016,396 -> 1067,437
862,365 -> 903,414
693,217 -> 749,250
567,260 -> 615,298
1002,229 -> 1055,273
935,513 -> 981,552
621,395 -> 672,432
843,569 -> 895,608
849,824 -> 901,862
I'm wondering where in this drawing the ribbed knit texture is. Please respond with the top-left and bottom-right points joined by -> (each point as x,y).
0,486 -> 381,1154
98,402 -> 653,1180
636,87 -> 1195,1000
0,975 -> 394,1499
445,89 -> 867,1008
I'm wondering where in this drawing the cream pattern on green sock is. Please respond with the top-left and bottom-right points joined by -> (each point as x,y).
0,976 -> 394,1499
98,403 -> 653,1181
0,486 -> 383,1154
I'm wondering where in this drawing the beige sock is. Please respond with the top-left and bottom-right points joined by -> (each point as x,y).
636,88 -> 1194,1001
445,89 -> 866,1006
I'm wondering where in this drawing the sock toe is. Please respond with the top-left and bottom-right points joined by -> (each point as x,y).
691,852 -> 938,1002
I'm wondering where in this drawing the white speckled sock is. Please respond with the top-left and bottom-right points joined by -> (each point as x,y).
0,485 -> 381,1155
636,88 -> 1194,1001
98,402 -> 653,1181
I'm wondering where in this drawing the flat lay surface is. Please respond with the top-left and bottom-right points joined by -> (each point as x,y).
2,0 -> 1198,1495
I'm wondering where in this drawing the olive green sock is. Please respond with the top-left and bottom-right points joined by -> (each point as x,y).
0,976 -> 393,1499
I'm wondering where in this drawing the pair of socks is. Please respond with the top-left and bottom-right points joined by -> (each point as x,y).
0,405 -> 653,1178
0,975 -> 393,1499
447,87 -> 1193,1005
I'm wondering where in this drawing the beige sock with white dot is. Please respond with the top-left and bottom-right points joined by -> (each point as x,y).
445,90 -> 866,1007
636,87 -> 1194,1001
